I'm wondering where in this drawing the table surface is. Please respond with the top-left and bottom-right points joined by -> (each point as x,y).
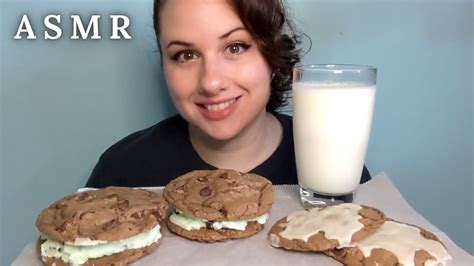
12,173 -> 473,265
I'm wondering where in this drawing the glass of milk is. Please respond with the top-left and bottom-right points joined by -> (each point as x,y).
292,64 -> 376,206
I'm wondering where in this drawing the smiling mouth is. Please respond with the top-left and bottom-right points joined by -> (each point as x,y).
198,97 -> 240,111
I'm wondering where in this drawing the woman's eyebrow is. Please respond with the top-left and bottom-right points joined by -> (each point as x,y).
219,26 -> 245,39
166,26 -> 245,49
167,40 -> 193,49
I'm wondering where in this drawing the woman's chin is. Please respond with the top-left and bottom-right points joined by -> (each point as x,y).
197,123 -> 242,141
204,130 -> 238,142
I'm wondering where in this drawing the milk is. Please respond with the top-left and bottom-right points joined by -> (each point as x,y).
293,82 -> 376,195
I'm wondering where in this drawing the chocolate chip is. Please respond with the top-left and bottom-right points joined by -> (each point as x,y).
79,211 -> 95,219
57,203 -> 68,210
197,176 -> 209,182
116,200 -> 129,211
57,220 -> 71,232
104,194 -> 119,200
77,193 -> 90,201
220,172 -> 230,180
199,186 -> 213,197
175,185 -> 187,193
131,212 -> 140,219
150,210 -> 163,221
102,219 -> 117,230
219,208 -> 228,216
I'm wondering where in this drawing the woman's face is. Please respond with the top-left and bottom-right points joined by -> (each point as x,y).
159,0 -> 272,141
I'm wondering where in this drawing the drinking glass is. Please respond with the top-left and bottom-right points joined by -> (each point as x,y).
292,64 -> 377,206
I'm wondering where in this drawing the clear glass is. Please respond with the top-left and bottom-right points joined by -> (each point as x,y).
292,64 -> 377,207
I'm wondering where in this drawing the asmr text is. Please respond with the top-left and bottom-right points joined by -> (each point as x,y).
14,14 -> 132,40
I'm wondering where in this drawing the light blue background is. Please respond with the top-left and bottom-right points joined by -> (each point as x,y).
1,0 -> 472,264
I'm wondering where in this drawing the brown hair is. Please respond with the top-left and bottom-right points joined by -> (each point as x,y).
153,0 -> 301,113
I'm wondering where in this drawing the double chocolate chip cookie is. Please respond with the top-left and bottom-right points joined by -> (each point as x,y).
163,169 -> 274,242
36,187 -> 168,265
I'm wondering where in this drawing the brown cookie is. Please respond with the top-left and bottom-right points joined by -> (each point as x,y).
324,219 -> 451,266
163,169 -> 274,221
268,204 -> 386,252
36,187 -> 168,265
166,219 -> 264,242
37,236 -> 161,266
36,186 -> 168,243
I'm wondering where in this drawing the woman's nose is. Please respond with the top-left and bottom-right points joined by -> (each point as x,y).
198,57 -> 227,96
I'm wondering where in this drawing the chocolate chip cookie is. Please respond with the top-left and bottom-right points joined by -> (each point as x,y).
163,169 -> 274,242
36,186 -> 168,265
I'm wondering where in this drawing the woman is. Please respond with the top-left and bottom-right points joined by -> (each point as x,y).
86,0 -> 371,188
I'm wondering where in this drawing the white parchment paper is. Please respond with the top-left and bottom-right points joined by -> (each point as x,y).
12,173 -> 473,265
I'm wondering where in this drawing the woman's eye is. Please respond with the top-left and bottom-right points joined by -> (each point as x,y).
173,51 -> 198,63
225,43 -> 250,55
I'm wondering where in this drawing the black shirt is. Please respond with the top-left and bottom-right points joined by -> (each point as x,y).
86,114 -> 371,187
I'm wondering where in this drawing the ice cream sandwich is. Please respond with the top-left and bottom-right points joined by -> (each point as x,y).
36,186 -> 168,265
163,169 -> 274,242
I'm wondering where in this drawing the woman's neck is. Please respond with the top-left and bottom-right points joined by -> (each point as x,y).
189,111 -> 283,172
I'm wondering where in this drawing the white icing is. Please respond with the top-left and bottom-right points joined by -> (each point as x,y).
278,203 -> 363,247
356,221 -> 451,266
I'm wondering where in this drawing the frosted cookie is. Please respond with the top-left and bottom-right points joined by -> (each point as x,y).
36,187 -> 168,265
163,169 -> 274,242
324,219 -> 451,266
268,203 -> 386,252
